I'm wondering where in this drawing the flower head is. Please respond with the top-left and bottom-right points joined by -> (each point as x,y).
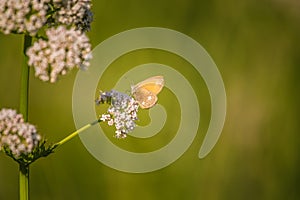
0,109 -> 41,158
0,0 -> 50,35
53,0 -> 93,31
26,25 -> 92,83
96,90 -> 139,138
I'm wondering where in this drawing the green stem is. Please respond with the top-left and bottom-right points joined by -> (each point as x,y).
19,34 -> 32,200
19,164 -> 29,200
55,119 -> 101,147
20,35 -> 32,121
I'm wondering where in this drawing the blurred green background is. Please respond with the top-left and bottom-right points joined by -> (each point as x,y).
1,0 -> 300,199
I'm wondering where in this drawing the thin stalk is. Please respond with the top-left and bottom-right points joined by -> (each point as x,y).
55,119 -> 101,147
19,34 -> 32,200
19,164 -> 29,200
20,35 -> 32,121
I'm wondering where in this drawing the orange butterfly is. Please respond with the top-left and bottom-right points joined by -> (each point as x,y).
131,76 -> 164,109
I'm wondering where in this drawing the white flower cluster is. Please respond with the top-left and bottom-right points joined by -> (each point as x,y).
26,25 -> 92,83
0,0 -> 50,35
0,0 -> 94,83
0,109 -> 41,158
98,90 -> 139,138
53,0 -> 93,31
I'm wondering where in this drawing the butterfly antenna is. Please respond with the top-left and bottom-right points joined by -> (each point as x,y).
127,77 -> 136,92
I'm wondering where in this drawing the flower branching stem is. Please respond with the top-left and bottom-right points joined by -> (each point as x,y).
55,119 -> 102,147
19,34 -> 32,200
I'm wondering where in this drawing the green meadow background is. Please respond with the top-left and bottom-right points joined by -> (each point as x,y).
1,0 -> 299,199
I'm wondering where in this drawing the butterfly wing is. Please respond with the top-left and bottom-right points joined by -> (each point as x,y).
131,76 -> 164,95
133,87 -> 158,109
131,76 -> 164,109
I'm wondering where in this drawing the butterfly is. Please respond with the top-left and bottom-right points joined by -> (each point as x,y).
131,75 -> 164,109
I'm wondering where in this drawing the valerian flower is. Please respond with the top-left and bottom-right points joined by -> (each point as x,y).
0,0 -> 50,35
53,0 -> 93,31
96,90 -> 139,138
26,25 -> 92,83
0,0 -> 94,83
0,108 -> 41,157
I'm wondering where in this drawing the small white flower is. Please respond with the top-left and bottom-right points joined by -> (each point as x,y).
96,90 -> 140,138
107,119 -> 114,126
53,0 -> 93,31
0,108 -> 41,157
0,0 -> 50,35
26,26 -> 92,83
